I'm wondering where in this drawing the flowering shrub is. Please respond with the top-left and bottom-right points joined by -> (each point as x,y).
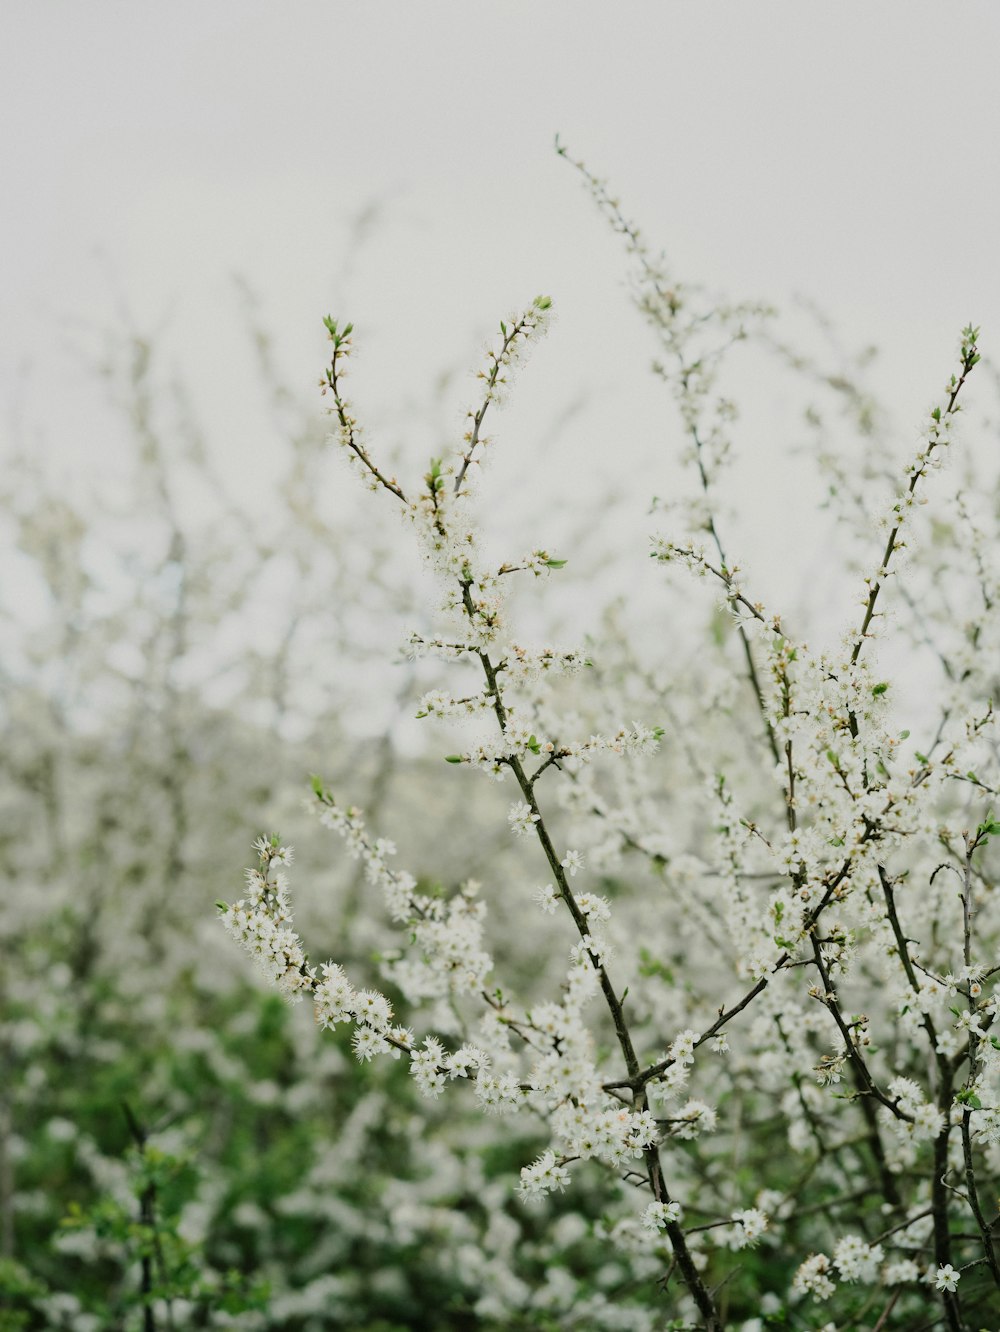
219,146 -> 1000,1331
1,310 -> 589,1329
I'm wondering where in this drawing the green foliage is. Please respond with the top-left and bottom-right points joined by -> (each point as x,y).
5,931 -> 671,1328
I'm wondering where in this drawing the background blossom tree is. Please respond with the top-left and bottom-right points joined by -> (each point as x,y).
4,22 -> 1000,1318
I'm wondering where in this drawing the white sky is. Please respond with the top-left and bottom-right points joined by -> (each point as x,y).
4,2 -> 1000,636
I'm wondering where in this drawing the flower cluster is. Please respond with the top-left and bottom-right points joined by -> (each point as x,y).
219,840 -> 311,1000
223,167 -> 998,1330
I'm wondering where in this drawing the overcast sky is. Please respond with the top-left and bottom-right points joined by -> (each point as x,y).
4,2 -> 1000,628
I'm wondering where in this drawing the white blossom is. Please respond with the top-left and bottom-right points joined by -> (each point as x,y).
508,801 -> 540,837
641,1200 -> 682,1231
933,1263 -> 959,1292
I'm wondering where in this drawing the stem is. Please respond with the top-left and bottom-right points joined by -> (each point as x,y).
956,835 -> 1000,1288
559,144 -> 781,781
323,336 -> 408,505
847,336 -> 979,741
461,585 -> 722,1328
809,941 -> 905,1208
931,1115 -> 961,1332
960,1109 -> 1000,1288
454,312 -> 535,495
871,1287 -> 901,1332
122,1103 -> 156,1332
634,816 -> 891,1092
472,612 -> 642,1079
692,445 -> 781,774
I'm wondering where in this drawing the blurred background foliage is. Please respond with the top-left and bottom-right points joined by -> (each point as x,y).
0,304 -> 690,1331
5,245 -> 1000,1329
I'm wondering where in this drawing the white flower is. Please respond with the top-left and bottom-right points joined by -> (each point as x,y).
883,1258 -> 920,1284
641,1200 -> 682,1231
534,884 -> 560,914
792,1253 -> 835,1301
728,1208 -> 768,1249
410,1038 -> 447,1098
669,1029 -> 701,1066
576,892 -> 611,922
832,1235 -> 883,1283
561,849 -> 584,877
671,1098 -> 717,1139
508,801 -> 540,837
314,963 -> 354,1029
934,1263 -> 959,1292
446,1044 -> 488,1078
935,1027 -> 962,1057
475,1069 -> 523,1114
352,989 -> 393,1031
912,1102 -> 945,1140
570,934 -> 610,967
353,1026 -> 390,1062
519,1150 -> 570,1198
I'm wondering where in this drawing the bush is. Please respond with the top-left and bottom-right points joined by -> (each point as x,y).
5,142 -> 1000,1331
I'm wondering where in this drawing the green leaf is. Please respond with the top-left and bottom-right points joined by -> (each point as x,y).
444,755 -> 464,764
323,316 -> 352,346
424,457 -> 445,493
872,682 -> 889,697
545,558 -> 568,569
956,1089 -> 982,1110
